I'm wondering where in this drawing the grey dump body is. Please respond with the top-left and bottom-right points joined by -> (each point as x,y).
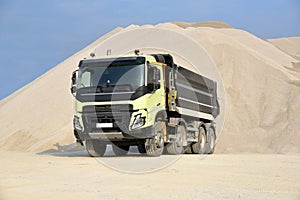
176,66 -> 219,118
152,54 -> 219,120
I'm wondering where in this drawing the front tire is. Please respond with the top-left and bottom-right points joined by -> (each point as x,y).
86,139 -> 107,157
145,119 -> 165,157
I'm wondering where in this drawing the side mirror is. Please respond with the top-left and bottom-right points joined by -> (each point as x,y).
71,70 -> 77,85
70,70 -> 78,96
70,86 -> 77,94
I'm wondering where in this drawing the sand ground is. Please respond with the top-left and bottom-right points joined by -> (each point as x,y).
1,150 -> 299,200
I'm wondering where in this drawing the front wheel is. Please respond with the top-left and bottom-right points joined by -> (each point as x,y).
145,119 -> 165,157
85,139 -> 107,157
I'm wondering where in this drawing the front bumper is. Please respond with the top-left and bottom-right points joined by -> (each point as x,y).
74,104 -> 154,142
76,125 -> 155,141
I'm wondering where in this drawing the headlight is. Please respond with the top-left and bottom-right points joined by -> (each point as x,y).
73,116 -> 82,131
131,114 -> 146,129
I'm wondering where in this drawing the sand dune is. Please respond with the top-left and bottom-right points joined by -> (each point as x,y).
0,22 -> 299,154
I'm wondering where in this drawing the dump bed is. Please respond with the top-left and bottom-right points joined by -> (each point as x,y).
175,66 -> 220,119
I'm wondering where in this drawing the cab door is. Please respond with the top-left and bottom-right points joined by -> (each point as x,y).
147,64 -> 165,119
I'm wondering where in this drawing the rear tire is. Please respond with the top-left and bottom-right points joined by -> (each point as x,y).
185,146 -> 193,154
112,144 -> 130,156
206,127 -> 216,154
145,119 -> 165,157
166,124 -> 185,155
192,127 -> 207,154
86,139 -> 107,157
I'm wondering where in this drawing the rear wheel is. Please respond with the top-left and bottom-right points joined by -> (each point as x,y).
112,143 -> 130,156
185,146 -> 193,154
192,127 -> 207,154
206,127 -> 216,154
145,118 -> 165,157
166,124 -> 185,155
86,139 -> 107,157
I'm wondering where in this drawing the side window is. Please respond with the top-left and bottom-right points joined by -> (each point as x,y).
80,71 -> 91,88
148,65 -> 161,90
148,66 -> 161,82
148,66 -> 154,84
155,67 -> 161,81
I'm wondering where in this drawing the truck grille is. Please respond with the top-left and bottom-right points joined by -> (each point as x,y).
82,104 -> 133,133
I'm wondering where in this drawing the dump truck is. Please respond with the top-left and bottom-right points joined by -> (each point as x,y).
70,51 -> 220,157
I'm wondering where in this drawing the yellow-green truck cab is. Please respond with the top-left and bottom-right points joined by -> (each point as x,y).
71,53 -> 219,157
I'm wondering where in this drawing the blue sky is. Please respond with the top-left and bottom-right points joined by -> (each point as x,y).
0,0 -> 299,99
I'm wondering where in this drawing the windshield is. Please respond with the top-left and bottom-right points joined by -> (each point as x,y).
77,61 -> 145,91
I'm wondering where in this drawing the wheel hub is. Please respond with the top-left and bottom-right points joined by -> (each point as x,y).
200,133 -> 205,149
210,134 -> 215,148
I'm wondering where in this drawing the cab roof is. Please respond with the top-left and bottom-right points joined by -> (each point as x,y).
81,54 -> 157,63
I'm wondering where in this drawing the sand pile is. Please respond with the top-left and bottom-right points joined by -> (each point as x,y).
172,21 -> 233,29
0,28 -> 123,151
0,22 -> 299,153
268,37 -> 300,61
186,29 -> 300,153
